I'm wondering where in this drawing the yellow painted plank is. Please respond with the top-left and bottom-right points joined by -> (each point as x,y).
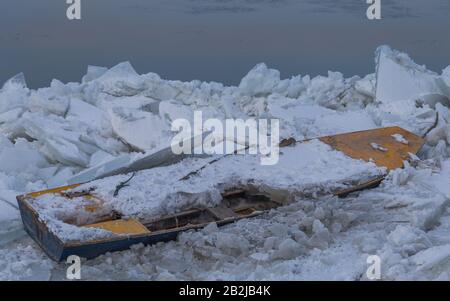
319,126 -> 424,170
25,184 -> 82,199
84,219 -> 151,235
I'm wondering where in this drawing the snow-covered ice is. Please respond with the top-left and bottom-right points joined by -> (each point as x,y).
1,45 -> 450,280
391,133 -> 409,145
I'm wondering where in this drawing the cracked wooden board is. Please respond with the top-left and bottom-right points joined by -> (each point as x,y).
320,126 -> 424,198
319,126 -> 424,170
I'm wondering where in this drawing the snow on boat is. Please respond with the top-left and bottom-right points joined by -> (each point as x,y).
17,186 -> 284,261
17,126 -> 424,261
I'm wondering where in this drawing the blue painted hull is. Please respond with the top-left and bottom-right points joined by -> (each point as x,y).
17,195 -> 250,262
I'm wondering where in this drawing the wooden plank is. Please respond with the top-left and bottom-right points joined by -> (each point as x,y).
334,176 -> 385,198
23,184 -> 82,199
319,126 -> 424,170
207,206 -> 240,220
85,219 -> 151,235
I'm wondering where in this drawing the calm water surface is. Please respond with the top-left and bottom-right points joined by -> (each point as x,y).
1,0 -> 450,88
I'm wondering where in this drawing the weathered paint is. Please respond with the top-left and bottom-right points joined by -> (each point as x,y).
24,184 -> 82,199
320,126 -> 424,170
85,219 -> 151,235
18,192 -> 263,261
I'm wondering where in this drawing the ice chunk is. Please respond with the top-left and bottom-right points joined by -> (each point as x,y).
0,108 -> 23,124
355,73 -> 376,98
0,73 -> 29,115
1,73 -> 26,90
202,222 -> 218,234
0,135 -> 13,148
0,199 -> 19,221
21,113 -> 98,166
250,252 -> 270,262
442,66 -> 450,86
308,219 -> 331,250
47,167 -> 74,188
69,133 -> 207,184
109,107 -> 168,151
214,232 -> 250,256
306,71 -> 349,109
98,95 -> 159,114
269,223 -> 289,237
145,80 -> 181,101
28,79 -> 83,116
42,136 -> 90,167
0,139 -> 48,173
409,195 -> 449,231
0,219 -> 26,246
391,133 -> 409,144
370,142 -> 388,152
285,75 -> 308,98
89,150 -> 115,167
317,111 -> 377,134
30,94 -> 69,116
68,154 -> 133,185
66,98 -> 110,134
82,65 -> 108,83
272,238 -> 304,260
159,100 -> 193,123
387,225 -> 432,257
92,62 -> 147,97
375,45 -> 450,109
412,244 -> 450,271
0,190 -> 21,222
264,236 -> 282,251
239,63 -> 280,97
429,159 -> 450,198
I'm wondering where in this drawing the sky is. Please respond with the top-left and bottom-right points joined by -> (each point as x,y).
1,0 -> 450,88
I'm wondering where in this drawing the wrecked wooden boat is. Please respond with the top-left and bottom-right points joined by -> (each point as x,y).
17,187 -> 285,261
17,126 -> 425,261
